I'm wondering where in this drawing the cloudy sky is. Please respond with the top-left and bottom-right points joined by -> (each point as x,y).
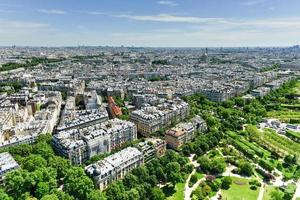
0,0 -> 300,47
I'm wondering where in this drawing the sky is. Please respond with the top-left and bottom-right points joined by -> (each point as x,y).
0,0 -> 300,47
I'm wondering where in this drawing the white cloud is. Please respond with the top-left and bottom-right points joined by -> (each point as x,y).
157,1 -> 178,7
112,13 -> 300,31
0,11 -> 299,47
85,11 -> 105,15
107,27 -> 300,47
0,19 -> 49,29
241,0 -> 267,6
38,9 -> 67,15
113,14 -> 226,24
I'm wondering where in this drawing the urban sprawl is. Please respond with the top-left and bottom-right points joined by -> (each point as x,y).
0,46 -> 299,200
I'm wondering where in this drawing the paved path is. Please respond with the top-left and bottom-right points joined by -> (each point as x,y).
184,154 -> 202,200
210,190 -> 221,200
222,165 -> 251,179
292,180 -> 300,200
185,177 -> 206,200
257,183 -> 265,200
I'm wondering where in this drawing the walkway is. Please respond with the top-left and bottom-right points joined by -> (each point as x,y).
184,154 -> 204,200
292,180 -> 300,200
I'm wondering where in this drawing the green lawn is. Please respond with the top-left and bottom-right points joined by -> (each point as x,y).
163,182 -> 185,200
195,172 -> 204,180
221,177 -> 259,200
262,185 -> 277,200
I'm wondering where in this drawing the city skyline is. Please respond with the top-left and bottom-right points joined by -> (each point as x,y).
1,0 -> 300,47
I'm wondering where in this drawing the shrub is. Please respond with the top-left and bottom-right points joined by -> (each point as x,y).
250,185 -> 257,190
221,177 -> 232,190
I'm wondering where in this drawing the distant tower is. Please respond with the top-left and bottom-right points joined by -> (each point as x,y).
111,64 -> 116,76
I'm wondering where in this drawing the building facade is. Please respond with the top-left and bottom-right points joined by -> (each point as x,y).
85,147 -> 143,190
52,118 -> 137,164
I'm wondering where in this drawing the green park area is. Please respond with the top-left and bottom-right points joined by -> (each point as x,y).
221,177 -> 259,200
261,128 -> 300,157
164,182 -> 185,200
266,80 -> 300,124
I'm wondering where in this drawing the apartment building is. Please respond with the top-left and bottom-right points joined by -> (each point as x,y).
52,118 -> 137,164
0,91 -> 62,148
130,99 -> 189,136
85,147 -> 143,190
136,138 -> 166,162
165,122 -> 194,149
0,152 -> 19,183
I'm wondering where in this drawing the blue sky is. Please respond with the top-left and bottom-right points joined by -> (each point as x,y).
0,0 -> 300,47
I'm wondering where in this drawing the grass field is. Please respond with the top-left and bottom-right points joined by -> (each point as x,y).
164,182 -> 185,200
221,177 -> 259,200
195,172 -> 204,180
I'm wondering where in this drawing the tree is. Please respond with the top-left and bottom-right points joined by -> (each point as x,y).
284,155 -> 297,166
35,182 -> 50,199
239,162 -> 253,176
32,167 -> 57,190
127,188 -> 140,200
40,194 -> 59,200
5,169 -> 36,199
148,175 -> 158,187
283,184 -> 296,200
47,156 -> 71,179
192,187 -> 204,199
33,141 -> 54,159
221,177 -> 232,190
36,133 -> 52,144
52,190 -> 74,200
23,155 -> 47,172
165,162 -> 180,175
197,156 -> 211,173
190,174 -> 198,185
201,184 -> 212,196
0,189 -> 12,200
156,167 -> 166,182
151,187 -> 165,200
208,178 -> 221,192
86,190 -> 106,200
8,144 -> 33,157
270,189 -> 284,200
169,172 -> 183,186
123,174 -> 138,189
210,158 -> 226,174
132,166 -> 149,183
106,181 -> 128,200
64,167 -> 94,200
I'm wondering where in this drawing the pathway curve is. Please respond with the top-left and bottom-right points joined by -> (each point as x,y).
292,180 -> 300,200
222,164 -> 251,179
185,177 -> 206,200
184,154 -> 203,200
